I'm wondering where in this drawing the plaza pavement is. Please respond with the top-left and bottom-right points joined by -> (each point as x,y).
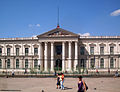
0,77 -> 120,92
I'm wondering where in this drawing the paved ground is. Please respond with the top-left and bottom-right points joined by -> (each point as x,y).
0,77 -> 120,92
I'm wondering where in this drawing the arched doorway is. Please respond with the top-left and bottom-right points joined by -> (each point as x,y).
55,59 -> 62,71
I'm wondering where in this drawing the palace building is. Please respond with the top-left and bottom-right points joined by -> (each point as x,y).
0,26 -> 120,73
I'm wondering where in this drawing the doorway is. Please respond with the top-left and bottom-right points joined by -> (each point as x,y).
55,59 -> 62,71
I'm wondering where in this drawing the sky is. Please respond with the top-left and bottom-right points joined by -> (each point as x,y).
0,0 -> 120,38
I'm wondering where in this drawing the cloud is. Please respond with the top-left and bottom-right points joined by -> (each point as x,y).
28,24 -> 40,28
78,33 -> 90,36
28,24 -> 33,27
36,24 -> 40,27
110,9 -> 120,16
32,35 -> 37,37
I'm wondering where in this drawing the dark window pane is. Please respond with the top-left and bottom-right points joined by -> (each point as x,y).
7,48 -> 10,56
16,59 -> 19,69
56,45 -> 62,55
25,48 -> 29,55
34,48 -> 38,55
100,47 -> 104,55
16,48 -> 19,56
90,47 -> 94,55
80,47 -> 85,55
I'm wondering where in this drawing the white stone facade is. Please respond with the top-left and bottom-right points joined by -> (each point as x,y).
0,27 -> 120,73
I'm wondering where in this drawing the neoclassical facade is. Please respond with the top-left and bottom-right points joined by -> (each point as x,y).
0,27 -> 120,73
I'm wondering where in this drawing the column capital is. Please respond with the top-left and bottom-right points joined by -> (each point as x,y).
68,41 -> 72,43
75,41 -> 78,43
51,42 -> 54,45
45,42 -> 48,45
62,41 -> 66,43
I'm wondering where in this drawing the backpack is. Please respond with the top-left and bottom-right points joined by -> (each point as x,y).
83,81 -> 88,91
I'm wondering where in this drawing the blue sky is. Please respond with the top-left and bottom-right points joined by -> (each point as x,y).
0,0 -> 120,38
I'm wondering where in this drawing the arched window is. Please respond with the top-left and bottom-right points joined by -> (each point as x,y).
16,59 -> 19,69
90,58 -> 95,68
25,59 -> 28,69
7,59 -> 10,68
0,59 -> 2,69
100,58 -> 104,68
110,58 -> 114,68
34,59 -> 38,69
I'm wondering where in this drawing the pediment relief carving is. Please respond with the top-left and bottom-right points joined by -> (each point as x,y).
99,43 -> 106,46
15,45 -> 21,48
6,45 -> 12,48
33,44 -> 39,48
24,44 -> 30,48
37,28 -> 79,38
109,43 -> 116,46
89,43 -> 96,47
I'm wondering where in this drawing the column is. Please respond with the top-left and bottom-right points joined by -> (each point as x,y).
89,58 -> 91,68
95,57 -> 99,69
62,42 -> 65,72
74,41 -> 78,71
68,41 -> 72,71
44,42 -> 48,72
39,42 -> 43,71
51,42 -> 54,72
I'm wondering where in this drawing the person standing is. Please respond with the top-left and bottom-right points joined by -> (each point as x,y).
56,73 -> 60,89
78,76 -> 86,92
60,73 -> 64,90
12,70 -> 15,77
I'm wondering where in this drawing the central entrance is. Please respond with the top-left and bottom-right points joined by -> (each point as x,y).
55,59 -> 62,71
54,44 -> 62,71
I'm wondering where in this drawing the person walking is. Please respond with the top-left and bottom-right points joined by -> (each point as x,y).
60,73 -> 64,90
78,76 -> 86,92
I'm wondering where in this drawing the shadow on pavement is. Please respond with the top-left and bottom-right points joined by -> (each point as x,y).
64,87 -> 72,90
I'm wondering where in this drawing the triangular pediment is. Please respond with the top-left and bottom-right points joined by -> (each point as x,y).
37,28 -> 79,38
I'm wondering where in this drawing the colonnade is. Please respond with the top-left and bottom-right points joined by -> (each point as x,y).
39,41 -> 78,72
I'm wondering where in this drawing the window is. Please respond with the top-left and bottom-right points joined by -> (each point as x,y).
16,59 -> 19,69
7,59 -> 10,68
25,59 -> 28,68
100,47 -> 104,55
34,48 -> 38,55
90,47 -> 94,55
25,48 -> 29,55
16,48 -> 19,56
90,58 -> 95,68
34,59 -> 38,68
0,59 -> 2,69
7,48 -> 10,56
56,45 -> 62,55
100,58 -> 104,68
110,58 -> 114,68
0,48 -> 2,56
110,46 -> 114,54
80,59 -> 86,68
80,47 -> 85,55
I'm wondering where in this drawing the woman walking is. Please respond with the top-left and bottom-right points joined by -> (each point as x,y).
78,76 -> 86,92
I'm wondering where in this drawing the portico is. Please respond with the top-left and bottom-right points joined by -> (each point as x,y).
37,27 -> 79,72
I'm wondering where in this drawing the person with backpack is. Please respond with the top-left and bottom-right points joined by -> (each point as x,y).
78,76 -> 87,92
